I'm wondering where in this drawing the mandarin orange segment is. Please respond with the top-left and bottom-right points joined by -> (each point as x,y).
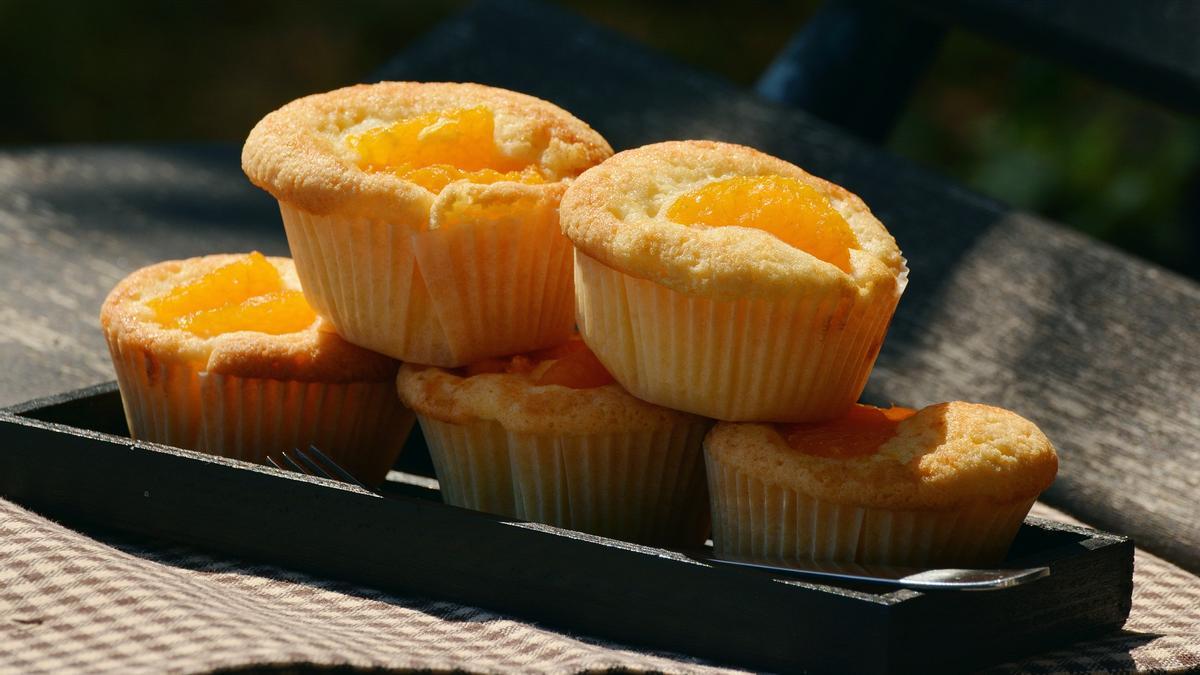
402,165 -> 544,193
148,252 -> 317,337
780,404 -> 916,459
350,107 -> 514,172
176,290 -> 316,338
147,252 -> 281,325
347,107 -> 543,192
528,335 -> 590,362
457,336 -> 614,389
534,347 -> 615,389
665,175 -> 859,273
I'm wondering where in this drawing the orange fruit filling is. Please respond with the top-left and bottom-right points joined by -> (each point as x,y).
534,345 -> 616,389
665,175 -> 859,273
779,404 -> 917,459
147,252 -> 316,337
146,252 -> 280,325
461,355 -> 537,378
176,290 -> 316,338
457,336 -> 615,389
346,106 -> 545,192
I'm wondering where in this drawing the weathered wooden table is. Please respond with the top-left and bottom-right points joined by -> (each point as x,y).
2,0 -> 1198,671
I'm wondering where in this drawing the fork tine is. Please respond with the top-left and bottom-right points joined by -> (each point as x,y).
268,447 -> 378,496
278,450 -> 310,476
304,444 -> 371,491
289,446 -> 332,479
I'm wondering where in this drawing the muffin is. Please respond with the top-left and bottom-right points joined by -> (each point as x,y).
242,82 -> 613,367
560,140 -> 907,422
704,402 -> 1058,567
100,252 -> 413,485
397,336 -> 712,546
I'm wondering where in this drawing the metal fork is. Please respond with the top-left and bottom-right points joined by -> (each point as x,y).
692,552 -> 1050,591
266,445 -> 377,495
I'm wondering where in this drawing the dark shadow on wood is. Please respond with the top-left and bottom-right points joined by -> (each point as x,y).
897,0 -> 1200,115
4,145 -> 283,246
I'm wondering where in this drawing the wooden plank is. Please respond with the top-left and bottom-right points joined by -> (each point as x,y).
376,0 -> 1200,573
0,146 -> 286,407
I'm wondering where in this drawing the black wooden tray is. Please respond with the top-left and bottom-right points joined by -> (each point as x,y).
0,383 -> 1134,674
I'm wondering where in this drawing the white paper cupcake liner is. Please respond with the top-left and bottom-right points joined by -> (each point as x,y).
279,200 -> 574,367
417,415 -> 711,546
705,449 -> 1035,567
575,251 -> 903,422
107,338 -> 413,486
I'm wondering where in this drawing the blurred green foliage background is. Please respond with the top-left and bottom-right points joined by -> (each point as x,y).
2,0 -> 1196,277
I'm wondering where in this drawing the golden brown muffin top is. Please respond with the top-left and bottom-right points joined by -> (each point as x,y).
560,140 -> 907,299
705,402 -> 1058,510
241,81 -> 612,219
100,253 -> 397,383
397,337 -> 709,434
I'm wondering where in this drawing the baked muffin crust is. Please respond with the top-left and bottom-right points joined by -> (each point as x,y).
242,81 -> 612,218
560,140 -> 906,299
100,254 -> 397,383
398,350 -> 708,435
706,402 -> 1058,510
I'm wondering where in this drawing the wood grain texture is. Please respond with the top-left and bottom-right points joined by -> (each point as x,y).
0,0 -> 1197,577
0,146 -> 286,406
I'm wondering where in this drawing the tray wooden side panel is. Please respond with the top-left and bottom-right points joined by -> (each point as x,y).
0,412 -> 896,674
